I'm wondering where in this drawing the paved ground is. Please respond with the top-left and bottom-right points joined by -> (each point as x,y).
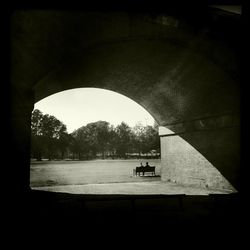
32,181 -> 236,195
31,159 -> 236,195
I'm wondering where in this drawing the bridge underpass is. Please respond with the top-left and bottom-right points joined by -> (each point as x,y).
7,6 -> 243,234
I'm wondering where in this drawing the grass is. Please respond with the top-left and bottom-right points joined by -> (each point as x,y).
30,159 -> 161,187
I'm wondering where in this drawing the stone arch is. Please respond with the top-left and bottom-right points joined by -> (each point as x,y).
34,38 -> 239,125
10,9 -> 241,192
32,38 -> 239,191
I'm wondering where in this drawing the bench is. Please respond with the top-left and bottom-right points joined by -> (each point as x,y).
133,166 -> 156,176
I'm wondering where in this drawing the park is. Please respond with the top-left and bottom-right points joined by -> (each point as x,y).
30,158 -> 235,195
9,7 -> 242,235
30,159 -> 161,187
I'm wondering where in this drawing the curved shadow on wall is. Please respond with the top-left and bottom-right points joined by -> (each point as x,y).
32,38 -> 240,189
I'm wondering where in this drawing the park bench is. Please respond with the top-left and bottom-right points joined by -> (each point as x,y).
133,166 -> 156,176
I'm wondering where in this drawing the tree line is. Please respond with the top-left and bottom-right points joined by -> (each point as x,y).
31,109 -> 160,161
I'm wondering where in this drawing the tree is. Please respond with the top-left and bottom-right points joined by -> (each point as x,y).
115,122 -> 132,158
31,109 -> 69,160
31,109 -> 44,160
142,125 -> 160,155
132,122 -> 146,157
93,121 -> 110,159
57,124 -> 70,159
102,124 -> 118,158
131,123 -> 160,157
72,121 -> 111,159
31,109 -> 160,161
71,126 -> 90,159
40,114 -> 68,160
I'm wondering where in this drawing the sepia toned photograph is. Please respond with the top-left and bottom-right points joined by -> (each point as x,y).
6,2 -> 243,240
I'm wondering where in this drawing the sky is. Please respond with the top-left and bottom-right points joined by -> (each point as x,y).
34,88 -> 156,133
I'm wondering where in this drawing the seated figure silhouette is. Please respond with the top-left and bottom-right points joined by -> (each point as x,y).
134,162 -> 155,176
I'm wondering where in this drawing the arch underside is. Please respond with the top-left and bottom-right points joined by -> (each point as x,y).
33,39 -> 240,190
11,10 -> 240,190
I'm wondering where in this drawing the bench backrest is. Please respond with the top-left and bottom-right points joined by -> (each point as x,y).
135,166 -> 155,172
135,166 -> 144,172
144,166 -> 155,172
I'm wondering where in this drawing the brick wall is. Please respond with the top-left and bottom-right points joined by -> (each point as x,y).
160,134 -> 236,191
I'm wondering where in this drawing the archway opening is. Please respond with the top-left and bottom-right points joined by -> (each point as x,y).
30,88 -> 162,193
30,87 -> 236,195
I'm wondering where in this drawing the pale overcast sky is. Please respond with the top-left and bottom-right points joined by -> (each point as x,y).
34,88 -> 156,133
